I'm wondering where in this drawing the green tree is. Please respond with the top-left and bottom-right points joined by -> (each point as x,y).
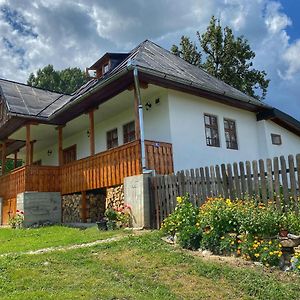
171,36 -> 201,66
171,16 -> 270,100
27,65 -> 88,94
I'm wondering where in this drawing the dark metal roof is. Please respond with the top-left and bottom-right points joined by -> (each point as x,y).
0,78 -> 65,118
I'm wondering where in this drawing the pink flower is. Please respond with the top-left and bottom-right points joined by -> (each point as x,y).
125,204 -> 132,210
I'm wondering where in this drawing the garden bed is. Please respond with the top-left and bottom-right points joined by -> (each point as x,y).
161,196 -> 300,272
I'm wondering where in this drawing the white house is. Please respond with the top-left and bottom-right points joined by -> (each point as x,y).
0,40 -> 299,224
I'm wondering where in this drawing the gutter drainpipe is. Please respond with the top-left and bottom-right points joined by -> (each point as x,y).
133,67 -> 147,173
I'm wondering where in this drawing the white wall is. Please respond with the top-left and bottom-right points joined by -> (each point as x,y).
33,90 -> 171,166
168,90 -> 300,172
258,120 -> 300,159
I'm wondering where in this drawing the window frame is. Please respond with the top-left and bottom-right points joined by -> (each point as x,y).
106,128 -> 118,149
204,113 -> 220,147
271,133 -> 282,145
223,118 -> 238,150
123,121 -> 135,144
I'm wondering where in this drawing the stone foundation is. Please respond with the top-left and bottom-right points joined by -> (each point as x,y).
106,185 -> 124,209
17,192 -> 61,227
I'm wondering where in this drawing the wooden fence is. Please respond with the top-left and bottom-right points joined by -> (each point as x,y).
150,154 -> 300,228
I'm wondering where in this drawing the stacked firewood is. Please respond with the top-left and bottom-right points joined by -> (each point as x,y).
106,185 -> 124,209
86,193 -> 106,222
62,194 -> 81,223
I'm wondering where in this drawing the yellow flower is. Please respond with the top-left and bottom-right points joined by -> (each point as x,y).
254,253 -> 260,258
269,241 -> 272,245
231,241 -> 235,245
176,196 -> 183,204
226,199 -> 232,206
221,236 -> 225,240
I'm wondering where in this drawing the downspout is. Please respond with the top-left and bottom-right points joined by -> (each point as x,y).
133,67 -> 147,173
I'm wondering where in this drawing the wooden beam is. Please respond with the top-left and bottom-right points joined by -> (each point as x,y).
134,89 -> 141,140
127,81 -> 148,91
14,151 -> 18,169
1,142 -> 6,175
30,141 -> 35,165
57,126 -> 63,166
26,124 -> 31,165
89,110 -> 95,156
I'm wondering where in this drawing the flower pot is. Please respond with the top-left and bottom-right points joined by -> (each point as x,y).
96,220 -> 107,231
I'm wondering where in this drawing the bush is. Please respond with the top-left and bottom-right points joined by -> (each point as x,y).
161,196 -> 300,268
161,196 -> 200,249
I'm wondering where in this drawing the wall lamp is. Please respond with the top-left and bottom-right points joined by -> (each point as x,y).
47,150 -> 53,156
145,102 -> 152,111
87,130 -> 90,138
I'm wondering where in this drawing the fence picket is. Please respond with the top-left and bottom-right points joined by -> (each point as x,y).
288,155 -> 298,213
215,165 -> 223,197
233,162 -> 241,199
280,156 -> 289,211
259,159 -> 267,204
266,159 -> 274,204
221,164 -> 228,199
252,160 -> 260,203
239,162 -> 246,198
149,153 -> 300,227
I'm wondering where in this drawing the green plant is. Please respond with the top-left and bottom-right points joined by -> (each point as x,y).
104,204 -> 132,230
161,196 -> 198,236
8,210 -> 24,229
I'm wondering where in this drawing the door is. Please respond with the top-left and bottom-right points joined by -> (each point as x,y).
2,198 -> 16,225
63,145 -> 77,165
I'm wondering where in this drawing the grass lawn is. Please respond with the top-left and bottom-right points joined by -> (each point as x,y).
0,225 -> 127,254
0,228 -> 299,300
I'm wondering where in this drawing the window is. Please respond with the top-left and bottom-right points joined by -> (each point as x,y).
271,133 -> 282,145
103,63 -> 110,75
224,118 -> 238,150
204,114 -> 220,147
63,145 -> 76,165
123,121 -> 135,144
107,128 -> 118,149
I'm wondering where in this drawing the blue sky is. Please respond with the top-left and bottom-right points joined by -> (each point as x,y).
0,0 -> 299,120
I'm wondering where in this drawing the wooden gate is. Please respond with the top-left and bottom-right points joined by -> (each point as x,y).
2,198 -> 16,225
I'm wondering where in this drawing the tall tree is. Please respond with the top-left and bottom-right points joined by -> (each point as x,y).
171,36 -> 202,66
27,65 -> 88,94
171,16 -> 270,100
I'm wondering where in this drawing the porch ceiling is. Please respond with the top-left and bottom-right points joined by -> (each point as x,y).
7,84 -> 166,158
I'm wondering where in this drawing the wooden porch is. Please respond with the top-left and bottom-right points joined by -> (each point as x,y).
0,139 -> 173,224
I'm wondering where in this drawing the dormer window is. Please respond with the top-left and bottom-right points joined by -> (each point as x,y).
103,63 -> 110,75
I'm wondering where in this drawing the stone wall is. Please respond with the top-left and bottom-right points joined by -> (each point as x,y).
17,192 -> 61,227
106,185 -> 124,209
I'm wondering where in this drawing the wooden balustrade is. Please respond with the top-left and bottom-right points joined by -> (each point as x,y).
60,140 -> 142,194
0,139 -> 173,206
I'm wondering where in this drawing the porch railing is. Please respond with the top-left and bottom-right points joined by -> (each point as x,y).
0,139 -> 173,199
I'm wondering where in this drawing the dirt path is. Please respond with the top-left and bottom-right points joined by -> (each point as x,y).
1,232 -> 143,257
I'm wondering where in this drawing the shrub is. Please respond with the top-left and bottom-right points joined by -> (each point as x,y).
8,210 -> 24,229
161,196 -> 198,236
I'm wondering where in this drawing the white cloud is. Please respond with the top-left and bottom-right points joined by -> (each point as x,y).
0,0 -> 299,118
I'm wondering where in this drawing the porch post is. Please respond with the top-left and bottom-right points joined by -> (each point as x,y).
1,142 -> 6,175
26,124 -> 31,165
30,141 -> 35,165
57,126 -> 63,166
134,89 -> 141,140
14,151 -> 18,169
89,110 -> 95,156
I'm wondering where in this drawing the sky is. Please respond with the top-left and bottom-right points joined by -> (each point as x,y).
0,0 -> 299,119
